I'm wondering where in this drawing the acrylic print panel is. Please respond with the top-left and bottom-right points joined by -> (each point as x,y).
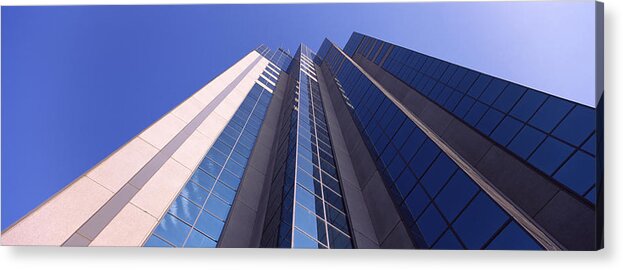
1,1 -> 603,250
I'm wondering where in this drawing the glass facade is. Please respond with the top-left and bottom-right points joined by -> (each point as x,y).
260,44 -> 353,249
318,39 -> 543,249
348,33 -> 596,204
256,44 -> 294,71
144,67 -> 277,247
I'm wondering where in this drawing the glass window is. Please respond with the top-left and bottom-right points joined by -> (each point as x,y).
552,106 -> 596,146
168,196 -> 201,225
453,192 -> 508,249
408,140 -> 441,178
475,108 -> 504,135
144,235 -> 172,247
507,126 -> 547,159
467,75 -> 492,98
486,222 -> 542,250
293,228 -> 324,249
194,211 -> 224,241
325,204 -> 349,233
400,127 -> 426,161
328,225 -> 353,249
528,137 -> 574,175
490,117 -> 523,146
453,96 -> 476,118
420,154 -> 458,197
394,168 -> 418,199
435,171 -> 478,222
205,196 -> 231,221
296,185 -> 324,217
554,151 -> 596,195
456,70 -> 479,93
509,89 -> 546,122
294,204 -> 327,245
433,230 -> 463,249
180,181 -> 209,206
185,229 -> 217,248
199,158 -> 223,178
529,97 -> 573,133
403,184 -> 430,222
219,169 -> 241,190
206,148 -> 228,166
464,101 -> 488,126
479,78 -> 507,105
581,133 -> 596,155
416,204 -> 447,246
190,169 -> 216,191
212,182 -> 236,204
154,213 -> 191,247
493,84 -> 525,113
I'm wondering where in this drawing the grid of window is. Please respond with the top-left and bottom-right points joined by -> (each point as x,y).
320,40 -> 543,250
256,45 -> 294,71
260,45 -> 353,249
144,82 -> 273,247
351,35 -> 597,204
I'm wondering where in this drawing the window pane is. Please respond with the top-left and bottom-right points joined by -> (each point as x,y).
528,137 -> 574,175
486,222 -> 542,250
453,193 -> 508,249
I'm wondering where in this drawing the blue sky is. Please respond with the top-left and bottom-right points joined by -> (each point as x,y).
1,2 -> 596,229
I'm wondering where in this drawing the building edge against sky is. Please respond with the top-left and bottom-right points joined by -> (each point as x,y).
1,26 -> 603,249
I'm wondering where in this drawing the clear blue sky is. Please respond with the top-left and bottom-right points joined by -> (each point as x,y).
1,2 -> 596,229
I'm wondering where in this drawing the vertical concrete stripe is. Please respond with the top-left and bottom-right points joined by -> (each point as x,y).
62,55 -> 263,246
329,41 -> 563,250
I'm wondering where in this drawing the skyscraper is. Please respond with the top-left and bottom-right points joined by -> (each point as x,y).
2,32 -> 602,250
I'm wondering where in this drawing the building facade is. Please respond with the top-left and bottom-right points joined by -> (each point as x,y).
2,33 -> 603,250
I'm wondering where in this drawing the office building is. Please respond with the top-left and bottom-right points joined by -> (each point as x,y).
2,32 -> 602,250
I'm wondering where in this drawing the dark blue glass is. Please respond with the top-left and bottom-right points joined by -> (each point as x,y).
467,75 -> 492,99
585,187 -> 597,204
453,96 -> 476,118
493,83 -> 525,113
552,105 -> 596,146
420,154 -> 458,197
394,169 -> 418,198
476,108 -> 504,135
529,97 -> 573,133
464,101 -> 488,126
433,230 -> 463,249
508,126 -> 547,159
479,78 -> 507,105
486,222 -> 542,250
490,116 -> 523,146
403,184 -> 430,221
408,140 -> 440,178
528,137 -> 574,175
554,151 -> 596,195
328,226 -> 353,249
416,204 -> 447,246
581,133 -> 596,155
456,70 -> 479,93
453,192 -> 508,249
435,171 -> 478,221
400,128 -> 426,161
509,89 -> 546,122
